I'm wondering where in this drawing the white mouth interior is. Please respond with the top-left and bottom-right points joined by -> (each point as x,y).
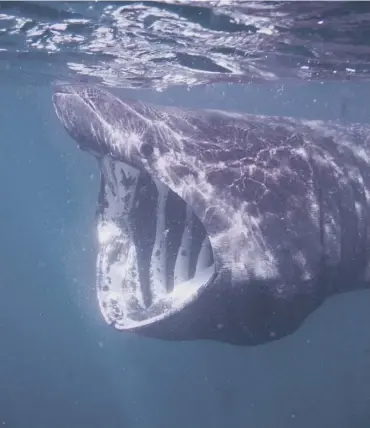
95,157 -> 215,330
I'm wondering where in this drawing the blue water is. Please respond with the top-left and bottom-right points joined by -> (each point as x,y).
1,2 -> 370,428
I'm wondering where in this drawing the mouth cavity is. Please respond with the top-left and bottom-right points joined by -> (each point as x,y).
96,156 -> 216,330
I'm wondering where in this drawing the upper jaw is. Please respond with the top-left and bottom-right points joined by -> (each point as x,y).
52,84 -> 116,157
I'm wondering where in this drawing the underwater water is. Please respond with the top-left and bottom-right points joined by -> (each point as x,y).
0,2 -> 370,427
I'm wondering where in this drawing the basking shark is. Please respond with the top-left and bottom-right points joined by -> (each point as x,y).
52,84 -> 370,346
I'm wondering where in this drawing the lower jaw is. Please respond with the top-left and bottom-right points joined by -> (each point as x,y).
95,156 -> 216,331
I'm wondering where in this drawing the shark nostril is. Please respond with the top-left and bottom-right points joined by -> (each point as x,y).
140,142 -> 154,158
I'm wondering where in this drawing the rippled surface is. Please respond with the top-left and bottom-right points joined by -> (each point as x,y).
1,1 -> 370,89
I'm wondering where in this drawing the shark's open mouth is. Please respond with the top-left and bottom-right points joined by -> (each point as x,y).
96,156 -> 216,330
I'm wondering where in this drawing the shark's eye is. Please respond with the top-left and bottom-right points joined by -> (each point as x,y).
140,142 -> 154,158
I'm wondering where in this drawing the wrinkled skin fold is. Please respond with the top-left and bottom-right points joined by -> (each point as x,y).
52,83 -> 370,346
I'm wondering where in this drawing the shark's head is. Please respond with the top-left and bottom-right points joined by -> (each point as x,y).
52,83 -> 320,346
52,84 -> 225,333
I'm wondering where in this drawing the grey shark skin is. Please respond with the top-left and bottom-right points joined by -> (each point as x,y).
53,84 -> 370,346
